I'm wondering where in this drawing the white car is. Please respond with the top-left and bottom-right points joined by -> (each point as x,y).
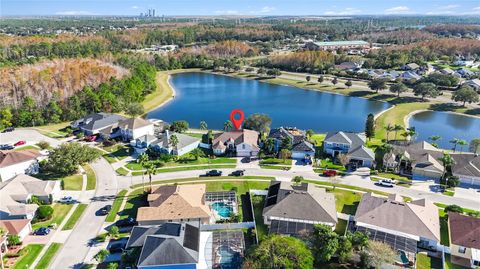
59,196 -> 75,204
378,179 -> 395,187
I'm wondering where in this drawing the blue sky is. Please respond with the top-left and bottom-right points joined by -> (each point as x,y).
2,0 -> 480,16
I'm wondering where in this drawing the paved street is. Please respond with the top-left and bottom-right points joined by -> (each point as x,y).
49,158 -> 118,269
0,128 -> 61,147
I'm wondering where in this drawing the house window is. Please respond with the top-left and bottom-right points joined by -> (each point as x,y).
458,246 -> 466,254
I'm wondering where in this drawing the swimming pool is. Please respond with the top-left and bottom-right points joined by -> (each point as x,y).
218,245 -> 242,269
395,250 -> 410,265
211,202 -> 233,218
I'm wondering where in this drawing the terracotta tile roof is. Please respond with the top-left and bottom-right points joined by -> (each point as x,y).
0,150 -> 40,168
0,219 -> 31,234
448,212 -> 480,249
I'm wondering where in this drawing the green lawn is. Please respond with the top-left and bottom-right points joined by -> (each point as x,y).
376,172 -> 411,182
252,195 -> 268,241
416,253 -> 431,269
439,211 -> 450,246
84,165 -> 96,190
375,102 -> 430,140
204,181 -> 270,195
62,204 -> 88,230
119,188 -> 147,219
131,164 -> 236,176
14,145 -> 40,151
334,219 -> 348,235
304,179 -> 391,197
259,158 -> 292,165
129,176 -> 275,189
34,243 -> 62,269
310,133 -> 326,146
32,203 -> 73,230
330,188 -> 362,215
62,173 -> 83,190
317,159 -> 347,171
106,189 -> 128,222
102,154 -> 117,164
116,167 -> 129,176
126,156 -> 236,170
184,132 -> 204,139
11,244 -> 44,269
259,165 -> 291,170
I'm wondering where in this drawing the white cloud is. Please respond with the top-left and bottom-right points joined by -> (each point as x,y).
55,10 -> 97,15
473,6 -> 480,10
259,6 -> 276,13
324,7 -> 361,15
384,6 -> 411,14
131,6 -> 139,9
437,4 -> 459,10
214,10 -> 240,15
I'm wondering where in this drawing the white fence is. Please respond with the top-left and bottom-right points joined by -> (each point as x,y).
250,189 -> 268,195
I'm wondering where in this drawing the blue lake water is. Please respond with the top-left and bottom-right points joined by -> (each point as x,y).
147,72 -> 391,133
409,111 -> 480,151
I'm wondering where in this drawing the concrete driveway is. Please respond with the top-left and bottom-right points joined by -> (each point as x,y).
0,128 -> 61,147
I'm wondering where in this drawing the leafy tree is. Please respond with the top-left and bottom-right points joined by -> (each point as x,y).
413,82 -> 439,101
306,129 -> 314,139
292,176 -> 304,185
280,136 -> 292,150
457,139 -> 468,152
337,236 -> 353,263
125,102 -> 144,118
469,138 -> 480,154
263,138 -> 276,155
310,224 -> 339,264
337,153 -> 349,168
331,77 -> 338,86
446,176 -> 460,188
428,135 -> 442,148
306,75 -> 311,82
279,149 -> 291,162
439,152 -> 455,178
43,98 -> 63,123
108,226 -> 119,238
349,231 -> 369,250
0,107 -> 13,129
36,141 -> 50,150
7,235 -> 21,246
365,113 -> 375,140
449,138 -> 463,152
452,85 -> 479,106
444,204 -> 463,213
243,113 -> 272,134
389,82 -> 408,97
169,134 -> 179,149
245,235 -> 313,269
144,161 -> 158,193
199,121 -> 208,130
106,263 -> 118,269
170,120 -> 189,133
317,76 -> 324,83
94,249 -> 110,263
46,142 -> 100,175
393,124 -> 403,140
384,124 -> 394,142
37,205 -> 54,220
223,120 -> 233,131
345,79 -> 353,88
266,68 -> 281,77
366,241 -> 396,269
368,78 -> 387,93
190,148 -> 205,160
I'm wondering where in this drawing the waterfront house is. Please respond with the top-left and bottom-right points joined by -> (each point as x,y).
263,181 -> 337,236
0,174 -> 60,219
323,132 -> 375,168
0,149 -> 42,182
0,219 -> 32,242
115,117 -> 154,141
71,112 -> 126,136
448,212 -> 480,268
136,184 -> 212,225
354,193 -> 440,255
268,127 -> 315,160
212,129 -> 259,157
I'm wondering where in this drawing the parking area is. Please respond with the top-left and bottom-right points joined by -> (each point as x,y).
0,128 -> 61,147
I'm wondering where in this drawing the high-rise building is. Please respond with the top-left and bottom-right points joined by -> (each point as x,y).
152,9 -> 155,17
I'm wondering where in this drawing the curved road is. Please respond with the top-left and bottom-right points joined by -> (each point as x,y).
50,158 -> 118,269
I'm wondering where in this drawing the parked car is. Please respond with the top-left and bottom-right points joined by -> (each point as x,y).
34,227 -> 51,236
97,205 -> 112,216
206,170 -> 222,177
229,170 -> 245,176
378,179 -> 395,187
14,140 -> 26,146
84,135 -> 97,142
2,127 -> 14,133
322,170 -> 337,177
59,196 -> 75,204
108,241 -> 126,253
115,217 -> 137,227
0,144 -> 14,150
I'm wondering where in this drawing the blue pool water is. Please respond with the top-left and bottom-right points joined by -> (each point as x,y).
212,202 -> 233,218
218,245 -> 242,269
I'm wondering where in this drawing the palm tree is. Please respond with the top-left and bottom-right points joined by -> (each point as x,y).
393,124 -> 403,140
199,121 -> 207,131
306,129 -> 314,140
169,134 -> 179,149
405,127 -> 416,143
190,148 -> 204,160
439,152 -> 455,179
449,138 -> 461,152
223,120 -> 233,131
428,135 -> 441,148
264,138 -> 276,155
384,124 -> 394,142
144,161 -> 157,193
457,139 -> 468,152
138,153 -> 149,191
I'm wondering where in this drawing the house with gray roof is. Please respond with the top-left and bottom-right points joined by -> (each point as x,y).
71,113 -> 126,136
131,130 -> 200,156
464,78 -> 480,91
263,181 -> 337,236
354,193 -> 440,255
268,127 -> 315,159
126,222 -> 201,269
323,132 -> 375,167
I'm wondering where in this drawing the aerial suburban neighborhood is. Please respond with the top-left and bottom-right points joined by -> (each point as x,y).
1,1 -> 480,269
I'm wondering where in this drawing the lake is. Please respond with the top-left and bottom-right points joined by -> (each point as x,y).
147,72 -> 391,133
409,111 -> 480,151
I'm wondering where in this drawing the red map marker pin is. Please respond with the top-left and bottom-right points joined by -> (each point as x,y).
230,109 -> 244,131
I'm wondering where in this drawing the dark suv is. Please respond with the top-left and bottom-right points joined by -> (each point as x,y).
97,205 -> 112,216
206,170 -> 222,176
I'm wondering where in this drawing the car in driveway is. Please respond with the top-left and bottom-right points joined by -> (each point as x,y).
34,227 -> 51,236
322,169 -> 337,177
0,144 -> 14,150
229,170 -> 245,176
2,127 -> 14,133
84,135 -> 97,142
59,196 -> 75,204
14,140 -> 26,147
97,205 -> 112,216
377,179 -> 395,187
108,241 -> 126,253
205,170 -> 222,177
114,217 -> 137,227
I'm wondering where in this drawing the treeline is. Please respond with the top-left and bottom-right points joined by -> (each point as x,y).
351,30 -> 435,45
0,61 -> 156,128
261,51 -> 335,73
181,40 -> 258,58
424,24 -> 480,37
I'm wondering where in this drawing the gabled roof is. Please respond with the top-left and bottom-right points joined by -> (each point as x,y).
448,212 -> 480,249
0,150 -> 40,168
153,132 -> 199,151
212,129 -> 259,150
348,145 -> 375,160
263,181 -> 337,224
73,113 -> 126,131
126,223 -> 182,248
355,193 -> 440,242
0,219 -> 31,235
324,132 -> 367,151
117,117 -> 153,130
291,140 -> 315,153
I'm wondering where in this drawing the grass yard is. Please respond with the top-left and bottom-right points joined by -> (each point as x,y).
11,244 -> 44,269
84,165 -> 96,190
119,188 -> 147,220
102,153 -> 117,164
259,158 -> 292,165
62,173 -> 84,190
204,181 -> 270,195
375,102 -> 430,140
376,172 -> 411,182
310,133 -> 326,146
34,122 -> 70,138
439,211 -> 450,246
32,203 -> 73,230
330,188 -> 362,215
251,195 -> 268,241
126,156 -> 236,171
34,243 -> 62,269
116,167 -> 129,176
131,164 -> 236,176
62,204 -> 88,230
14,145 -> 40,151
317,159 -> 347,171
106,189 -> 128,222
259,165 -> 291,170
129,176 -> 275,189
334,219 -> 348,235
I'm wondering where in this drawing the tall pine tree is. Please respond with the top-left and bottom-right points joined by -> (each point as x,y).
365,113 -> 375,140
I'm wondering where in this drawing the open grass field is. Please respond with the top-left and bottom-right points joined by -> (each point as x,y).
62,204 -> 88,230
32,203 -> 73,230
11,244 -> 44,269
62,173 -> 83,190
34,243 -> 62,269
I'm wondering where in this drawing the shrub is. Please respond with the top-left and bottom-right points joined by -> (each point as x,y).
7,235 -> 21,246
37,205 -> 54,220
94,249 -> 109,263
108,226 -> 119,238
444,204 -> 463,214
36,141 -> 50,150
446,176 -> 460,188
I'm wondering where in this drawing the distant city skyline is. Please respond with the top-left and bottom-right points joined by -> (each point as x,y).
1,0 -> 480,16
